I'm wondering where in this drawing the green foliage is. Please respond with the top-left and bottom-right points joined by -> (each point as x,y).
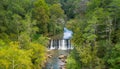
30,42 -> 46,69
0,0 -> 50,68
45,0 -> 60,5
0,39 -> 6,49
66,49 -> 81,69
50,3 -> 64,18
34,35 -> 49,46
67,55 -> 80,69
0,41 -> 33,69
0,39 -> 47,69
0,0 -> 120,69
66,0 -> 120,69
33,0 -> 50,35
60,0 -> 77,19
108,43 -> 120,69
48,3 -> 65,36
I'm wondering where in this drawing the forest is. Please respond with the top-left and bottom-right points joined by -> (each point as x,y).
0,0 -> 120,69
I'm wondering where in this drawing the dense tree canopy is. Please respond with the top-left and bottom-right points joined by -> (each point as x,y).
0,0 -> 120,69
0,0 -> 65,68
66,0 -> 120,69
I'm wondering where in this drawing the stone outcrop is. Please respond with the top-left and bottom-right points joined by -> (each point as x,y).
58,54 -> 67,59
59,54 -> 68,69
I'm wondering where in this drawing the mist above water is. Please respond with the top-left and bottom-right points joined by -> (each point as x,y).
63,27 -> 73,39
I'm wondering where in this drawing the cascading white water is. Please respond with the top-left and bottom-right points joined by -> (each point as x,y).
49,39 -> 73,50
59,40 -> 61,49
67,39 -> 73,49
49,27 -> 73,50
50,40 -> 55,50
61,40 -> 66,50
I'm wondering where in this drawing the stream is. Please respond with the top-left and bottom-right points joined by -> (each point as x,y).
43,50 -> 70,69
43,27 -> 73,69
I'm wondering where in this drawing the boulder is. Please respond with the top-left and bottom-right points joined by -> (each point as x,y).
58,55 -> 67,59
47,54 -> 52,58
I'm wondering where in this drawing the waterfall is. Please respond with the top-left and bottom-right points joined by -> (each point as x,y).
59,40 -> 61,49
49,39 -> 73,50
49,27 -> 73,50
50,40 -> 55,50
61,40 -> 66,50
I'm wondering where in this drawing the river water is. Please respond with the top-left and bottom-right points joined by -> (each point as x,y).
43,50 -> 70,69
